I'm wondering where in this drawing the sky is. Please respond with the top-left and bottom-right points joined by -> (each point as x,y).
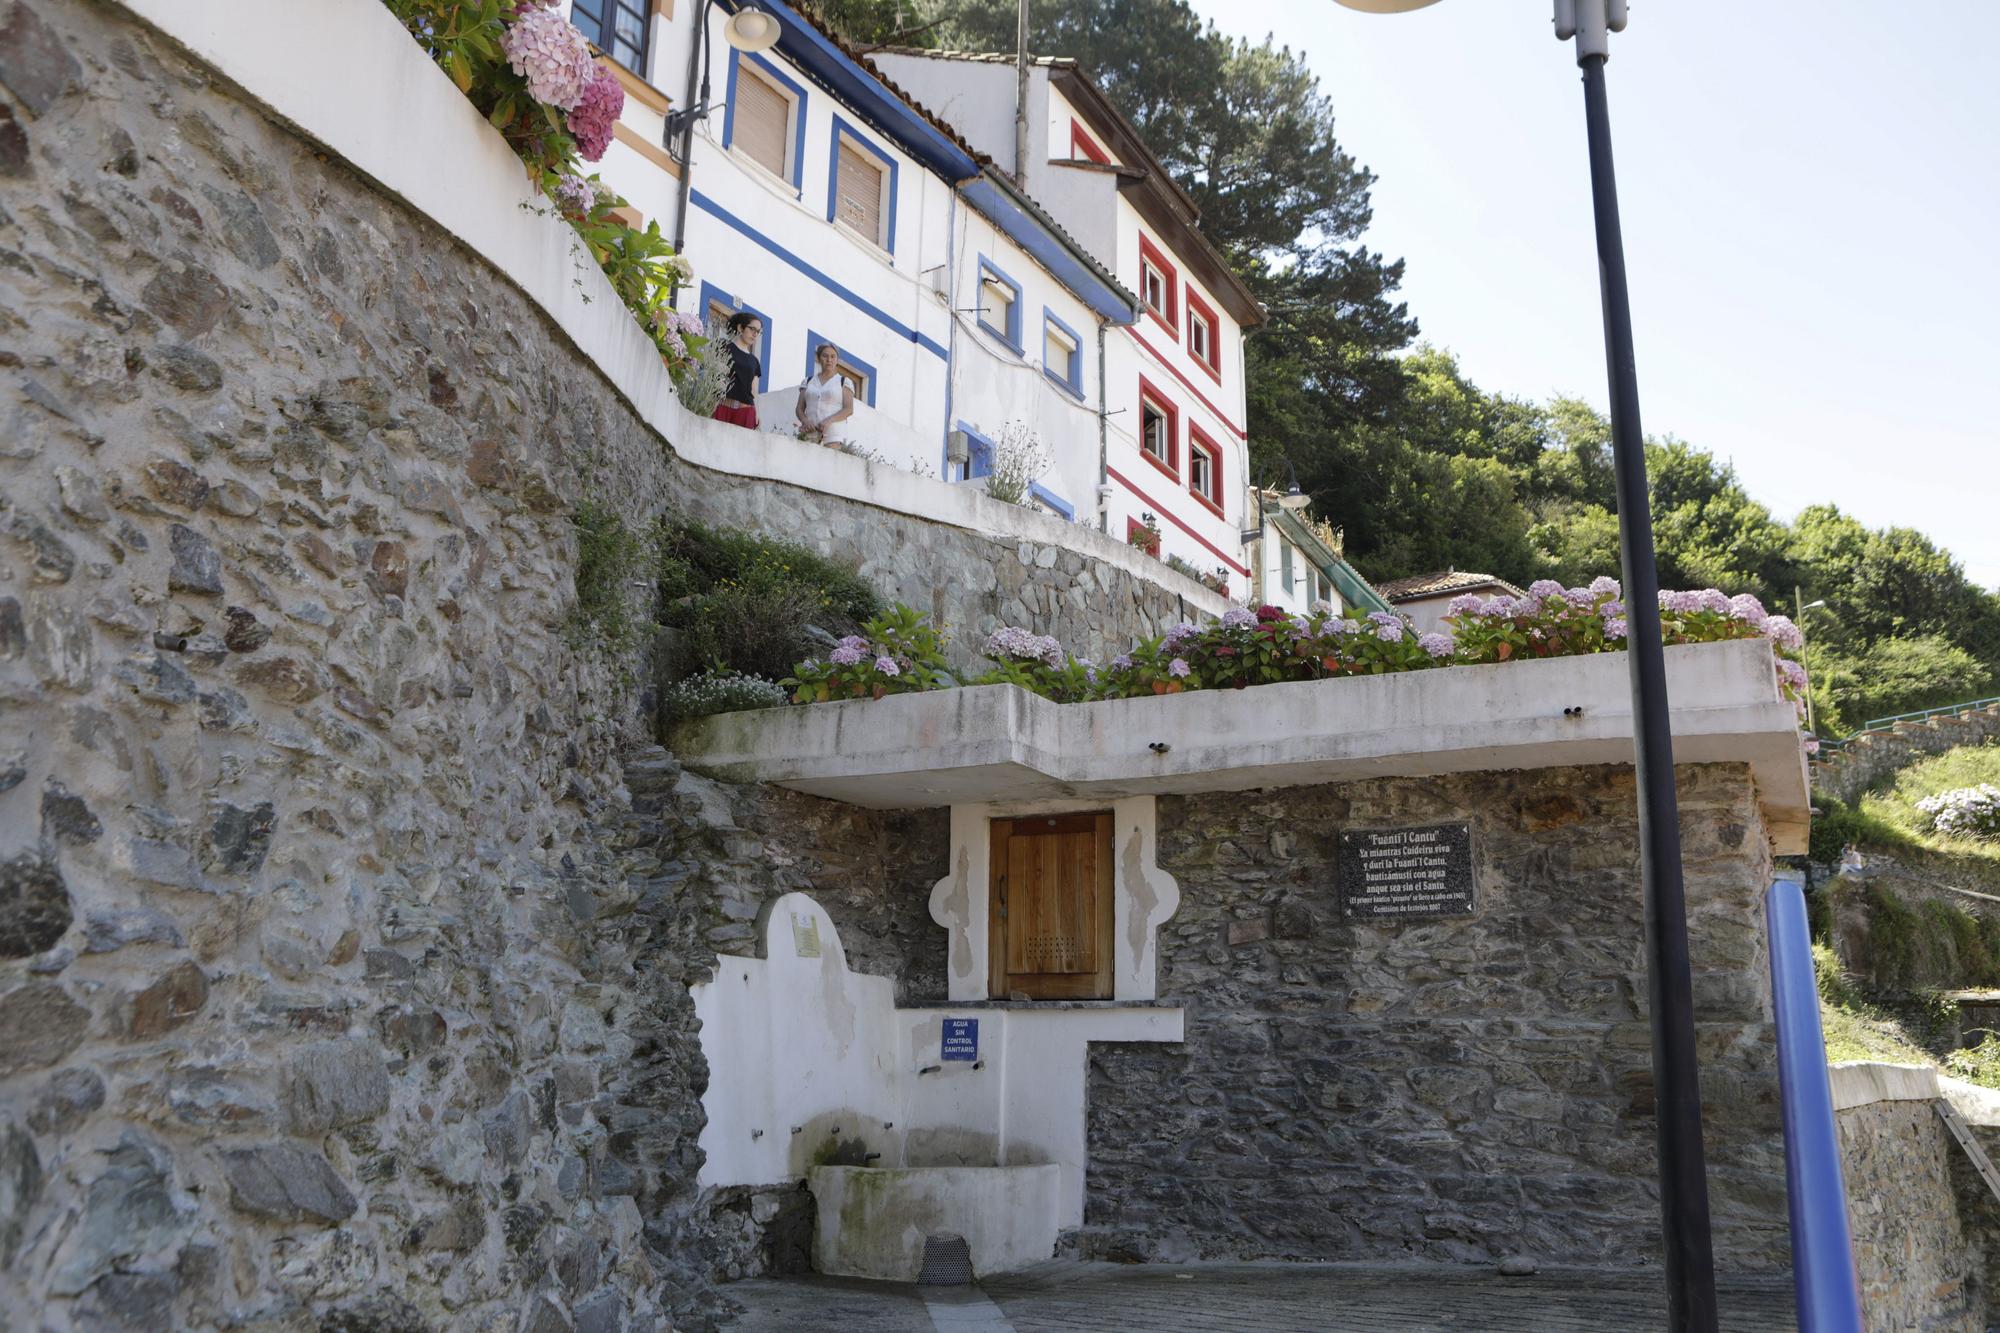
1181,0 -> 2000,591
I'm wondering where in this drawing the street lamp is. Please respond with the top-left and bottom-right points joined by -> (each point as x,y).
1795,591 -> 1830,736
1331,2 -> 1717,1330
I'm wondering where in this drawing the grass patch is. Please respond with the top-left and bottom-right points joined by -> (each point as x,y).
1816,941 -> 1945,1068
567,500 -> 660,662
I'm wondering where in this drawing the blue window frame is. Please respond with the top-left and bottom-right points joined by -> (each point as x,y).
975,258 -> 1022,353
1041,308 -> 1084,399
957,421 -> 995,480
698,280 -> 773,395
954,418 -> 1073,519
723,50 -> 808,193
569,0 -> 648,75
825,115 -> 900,258
805,331 -> 878,407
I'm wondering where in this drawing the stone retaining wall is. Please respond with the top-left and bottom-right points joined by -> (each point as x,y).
1076,763 -> 1792,1270
1813,707 -> 2000,807
0,1 -> 1128,1326
1833,1063 -> 1985,1331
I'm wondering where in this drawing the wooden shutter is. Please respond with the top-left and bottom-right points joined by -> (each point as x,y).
989,813 -> 1114,1000
836,140 -> 885,246
735,70 -> 789,179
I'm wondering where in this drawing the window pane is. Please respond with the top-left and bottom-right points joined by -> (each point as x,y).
1142,406 -> 1164,459
570,1 -> 604,45
735,71 -> 790,178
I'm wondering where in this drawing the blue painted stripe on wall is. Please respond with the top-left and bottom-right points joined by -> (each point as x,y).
691,190 -> 949,362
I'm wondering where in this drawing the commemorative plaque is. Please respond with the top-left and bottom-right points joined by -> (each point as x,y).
1337,823 -> 1476,920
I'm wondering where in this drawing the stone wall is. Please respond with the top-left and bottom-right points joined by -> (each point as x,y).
1833,1068 -> 1983,1331
1077,763 -> 1792,1270
0,1 -> 1039,1327
1812,709 -> 2000,807
668,467 -> 1209,670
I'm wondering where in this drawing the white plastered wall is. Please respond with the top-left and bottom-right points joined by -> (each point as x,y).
693,891 -> 1183,1232
928,795 -> 1181,1003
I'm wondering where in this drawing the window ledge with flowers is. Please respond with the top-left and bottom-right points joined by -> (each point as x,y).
384,0 -> 707,380
665,579 -> 1815,851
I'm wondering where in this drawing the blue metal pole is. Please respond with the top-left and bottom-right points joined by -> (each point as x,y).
1764,876 -> 1865,1332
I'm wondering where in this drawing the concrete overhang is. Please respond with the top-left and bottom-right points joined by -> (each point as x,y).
670,638 -> 1811,853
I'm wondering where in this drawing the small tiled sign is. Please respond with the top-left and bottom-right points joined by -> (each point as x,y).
940,1017 -> 978,1062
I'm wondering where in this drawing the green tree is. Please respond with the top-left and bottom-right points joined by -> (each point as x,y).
1813,636 -> 1995,731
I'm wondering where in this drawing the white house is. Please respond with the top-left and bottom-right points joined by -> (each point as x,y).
1245,489 -> 1392,619
573,0 -> 1137,518
868,48 -> 1267,597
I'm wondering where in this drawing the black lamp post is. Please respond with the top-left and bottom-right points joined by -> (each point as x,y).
1330,2 -> 1718,1328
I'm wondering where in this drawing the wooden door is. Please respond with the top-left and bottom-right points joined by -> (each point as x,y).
989,813 -> 1114,1000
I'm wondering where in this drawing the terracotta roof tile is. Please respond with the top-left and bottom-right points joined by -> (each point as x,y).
1375,570 -> 1525,602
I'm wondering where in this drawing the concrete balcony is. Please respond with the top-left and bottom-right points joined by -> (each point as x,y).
670,636 -> 1812,852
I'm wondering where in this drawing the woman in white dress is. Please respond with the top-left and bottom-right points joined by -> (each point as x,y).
796,342 -> 856,449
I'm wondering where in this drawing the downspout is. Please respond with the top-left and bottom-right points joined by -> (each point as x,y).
1096,318 -> 1110,533
669,0 -> 714,294
941,189 -> 960,476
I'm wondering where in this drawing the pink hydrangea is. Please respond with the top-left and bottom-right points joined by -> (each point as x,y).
1220,608 -> 1258,630
1528,579 -> 1565,600
567,66 -> 625,161
1604,616 -> 1629,639
552,173 -> 595,216
1728,593 -> 1768,626
1588,575 -> 1621,598
829,645 -> 864,667
875,656 -> 901,676
504,7 -> 595,110
1762,614 -> 1805,652
1168,657 -> 1191,678
1418,632 -> 1454,657
1445,593 -> 1486,618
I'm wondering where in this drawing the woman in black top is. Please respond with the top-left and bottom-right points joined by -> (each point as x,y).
713,311 -> 764,430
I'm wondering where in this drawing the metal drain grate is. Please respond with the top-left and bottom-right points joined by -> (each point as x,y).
917,1232 -> 973,1286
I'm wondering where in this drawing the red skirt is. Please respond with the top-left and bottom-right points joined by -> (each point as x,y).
713,402 -> 758,429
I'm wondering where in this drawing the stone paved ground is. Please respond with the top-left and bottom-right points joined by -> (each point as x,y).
717,1262 -> 1800,1331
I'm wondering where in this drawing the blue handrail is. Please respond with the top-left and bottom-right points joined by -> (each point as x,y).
1765,876 -> 1864,1332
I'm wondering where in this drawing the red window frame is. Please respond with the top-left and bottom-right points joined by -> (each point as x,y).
1137,377 -> 1179,480
1186,426 -> 1224,516
1185,287 -> 1222,383
1070,120 -> 1111,165
1136,233 -> 1178,337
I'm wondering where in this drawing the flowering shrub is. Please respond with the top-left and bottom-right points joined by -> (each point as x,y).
384,1 -> 704,377
1917,785 -> 2000,841
660,669 -> 790,723
981,421 -> 1053,507
767,581 -> 1811,761
784,606 -> 956,703
1164,553 -> 1230,594
1127,515 -> 1162,557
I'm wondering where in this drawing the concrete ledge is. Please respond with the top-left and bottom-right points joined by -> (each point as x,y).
1830,1061 -> 1941,1112
672,638 -> 1812,853
1940,1075 -> 2000,1127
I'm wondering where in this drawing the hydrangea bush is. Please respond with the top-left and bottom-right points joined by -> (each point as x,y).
1917,784 -> 2000,841
384,0 -> 705,378
784,606 -> 956,703
776,581 -> 1811,735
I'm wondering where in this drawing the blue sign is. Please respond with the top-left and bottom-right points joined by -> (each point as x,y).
941,1018 -> 978,1062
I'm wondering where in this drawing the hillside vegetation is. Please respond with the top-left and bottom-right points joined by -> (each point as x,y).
1814,743 -> 2000,1081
